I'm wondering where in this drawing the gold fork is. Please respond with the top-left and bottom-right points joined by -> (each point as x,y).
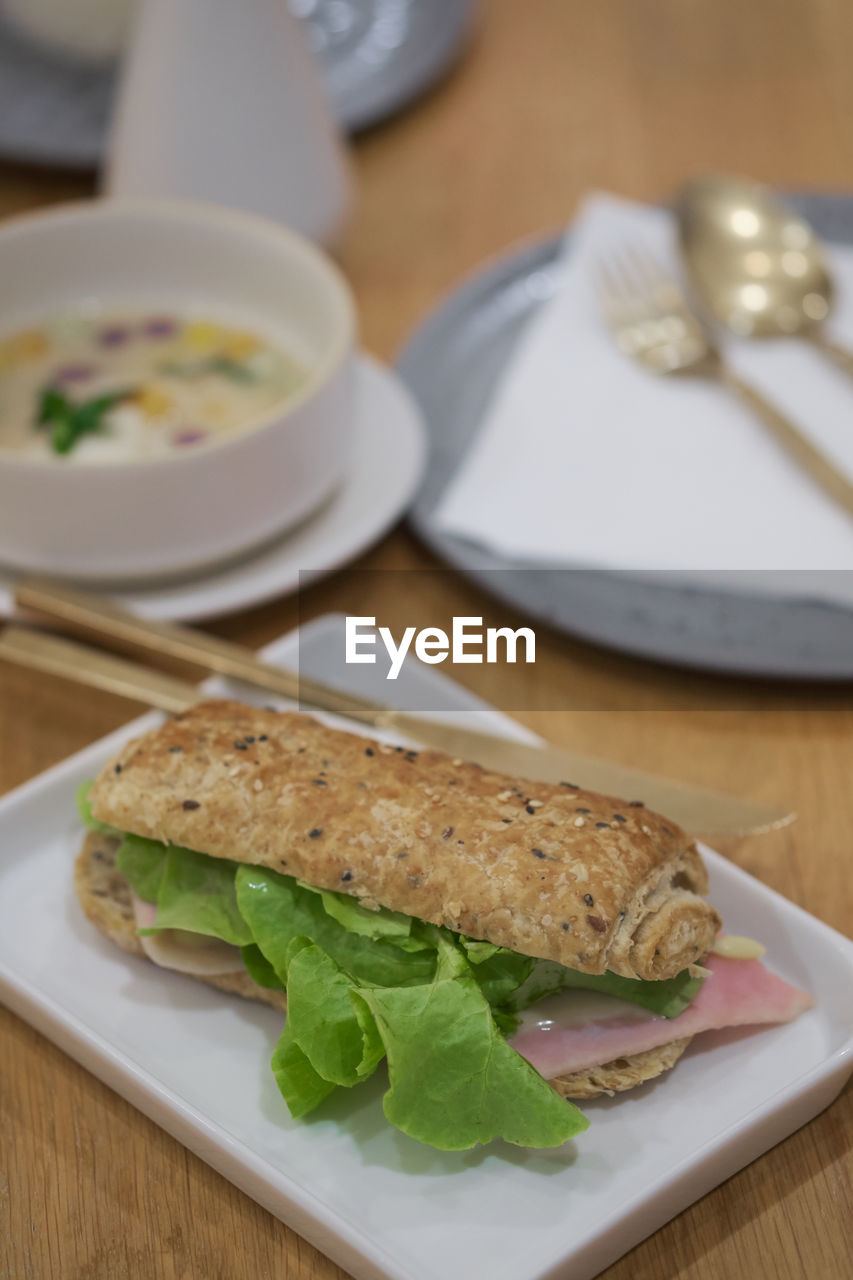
596,247 -> 853,521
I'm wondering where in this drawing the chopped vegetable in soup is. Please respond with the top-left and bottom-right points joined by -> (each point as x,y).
0,311 -> 309,461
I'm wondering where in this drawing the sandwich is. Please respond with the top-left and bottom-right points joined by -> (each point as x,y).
74,700 -> 811,1151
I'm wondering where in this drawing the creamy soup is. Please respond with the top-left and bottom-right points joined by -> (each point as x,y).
0,310 -> 309,463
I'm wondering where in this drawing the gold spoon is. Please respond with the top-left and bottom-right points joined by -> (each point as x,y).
676,174 -> 853,374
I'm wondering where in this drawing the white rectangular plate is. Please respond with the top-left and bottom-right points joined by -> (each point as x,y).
1,614 -> 851,1280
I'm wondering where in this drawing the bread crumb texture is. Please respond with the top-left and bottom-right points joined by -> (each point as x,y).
90,701 -> 720,980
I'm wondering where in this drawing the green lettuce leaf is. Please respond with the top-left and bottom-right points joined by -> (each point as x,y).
115,834 -> 169,903
235,866 -> 436,988
271,1019 -> 337,1118
115,834 -> 251,945
284,939 -> 385,1086
241,944 -> 284,990
298,881 -> 416,942
469,948 -> 536,1008
505,959 -> 702,1020
151,847 -> 252,945
76,780 -> 122,838
458,937 -> 503,964
354,939 -> 589,1150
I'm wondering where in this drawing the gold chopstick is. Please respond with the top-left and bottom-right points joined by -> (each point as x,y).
0,624 -> 200,713
7,580 -> 795,838
14,578 -> 378,725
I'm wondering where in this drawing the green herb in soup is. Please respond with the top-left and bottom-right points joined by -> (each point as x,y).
158,355 -> 258,384
0,312 -> 309,461
37,385 -> 136,455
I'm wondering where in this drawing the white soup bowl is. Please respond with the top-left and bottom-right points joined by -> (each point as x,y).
0,198 -> 356,582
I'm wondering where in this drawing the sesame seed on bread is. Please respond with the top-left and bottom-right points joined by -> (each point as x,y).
88,701 -> 720,981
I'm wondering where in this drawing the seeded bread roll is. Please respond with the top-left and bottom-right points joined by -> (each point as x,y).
88,701 -> 720,980
89,701 -> 719,979
73,832 -> 691,1098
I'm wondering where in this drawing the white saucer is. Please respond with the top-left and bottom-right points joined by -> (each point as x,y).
0,354 -> 427,622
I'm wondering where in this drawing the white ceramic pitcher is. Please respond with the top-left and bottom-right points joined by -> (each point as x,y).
103,0 -> 350,245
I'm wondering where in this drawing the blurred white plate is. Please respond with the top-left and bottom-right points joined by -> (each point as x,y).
0,612 -> 851,1280
0,354 -> 426,622
0,0 -> 473,168
400,193 -> 853,679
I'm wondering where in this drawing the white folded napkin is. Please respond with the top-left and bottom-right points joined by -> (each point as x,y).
433,194 -> 853,604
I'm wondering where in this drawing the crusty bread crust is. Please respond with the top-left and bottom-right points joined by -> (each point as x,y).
74,832 -> 285,1010
89,701 -> 720,981
550,1037 -> 691,1099
74,833 -> 690,1096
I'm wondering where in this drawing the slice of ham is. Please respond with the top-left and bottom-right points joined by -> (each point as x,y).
130,891 -> 246,977
509,955 -> 813,1080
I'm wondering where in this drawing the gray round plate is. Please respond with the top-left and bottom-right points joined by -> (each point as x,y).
400,193 -> 853,679
0,0 -> 472,168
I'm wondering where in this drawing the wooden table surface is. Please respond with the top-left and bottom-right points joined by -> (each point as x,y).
2,2 -> 852,1276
